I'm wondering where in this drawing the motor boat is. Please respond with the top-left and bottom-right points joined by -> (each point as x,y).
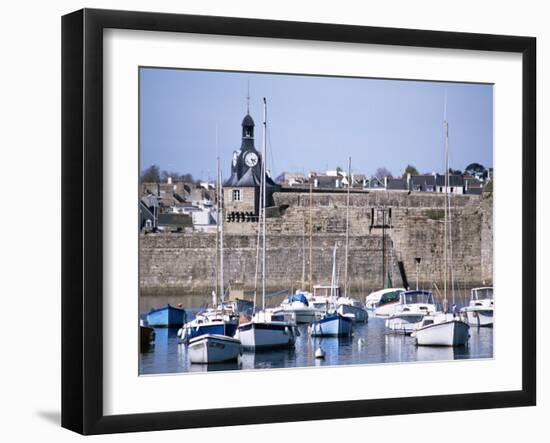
460,286 -> 494,327
273,292 -> 317,324
371,288 -> 406,317
384,290 -> 437,334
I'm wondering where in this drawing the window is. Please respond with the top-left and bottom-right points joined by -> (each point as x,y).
232,189 -> 241,201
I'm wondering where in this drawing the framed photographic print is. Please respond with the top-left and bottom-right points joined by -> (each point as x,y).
61,8 -> 536,435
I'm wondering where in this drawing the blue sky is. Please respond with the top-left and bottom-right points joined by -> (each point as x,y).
140,68 -> 493,181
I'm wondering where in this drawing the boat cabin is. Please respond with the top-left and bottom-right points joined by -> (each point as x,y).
377,289 -> 403,307
471,287 -> 493,301
400,290 -> 435,305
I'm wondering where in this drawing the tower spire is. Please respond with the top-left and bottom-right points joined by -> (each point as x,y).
246,80 -> 250,114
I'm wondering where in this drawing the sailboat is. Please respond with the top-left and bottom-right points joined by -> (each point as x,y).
237,98 -> 298,351
412,96 -> 470,347
179,156 -> 239,344
309,244 -> 354,337
273,221 -> 318,324
336,157 -> 369,323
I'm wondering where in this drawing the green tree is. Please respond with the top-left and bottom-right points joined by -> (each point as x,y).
403,165 -> 419,177
141,164 -> 160,183
464,162 -> 486,176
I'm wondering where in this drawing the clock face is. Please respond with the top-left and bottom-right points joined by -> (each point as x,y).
244,152 -> 258,167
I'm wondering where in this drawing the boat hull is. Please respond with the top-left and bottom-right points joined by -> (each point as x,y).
140,326 -> 155,351
146,305 -> 186,327
273,307 -> 317,324
385,313 -> 425,334
373,301 -> 401,318
337,304 -> 368,323
414,319 -> 470,346
462,308 -> 494,327
238,322 -> 296,351
188,334 -> 242,364
310,313 -> 353,337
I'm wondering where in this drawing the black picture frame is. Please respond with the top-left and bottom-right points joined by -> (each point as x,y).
62,8 -> 536,435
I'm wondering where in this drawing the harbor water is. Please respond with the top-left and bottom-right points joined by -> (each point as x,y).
139,306 -> 493,375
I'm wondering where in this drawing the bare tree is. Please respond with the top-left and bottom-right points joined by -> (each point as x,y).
374,167 -> 392,180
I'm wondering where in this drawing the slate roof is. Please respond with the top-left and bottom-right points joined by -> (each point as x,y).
410,174 -> 436,191
435,174 -> 464,187
386,177 -> 408,190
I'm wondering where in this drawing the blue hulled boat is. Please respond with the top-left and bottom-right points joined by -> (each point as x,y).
310,312 -> 353,337
308,243 -> 354,337
146,304 -> 186,327
179,310 -> 239,342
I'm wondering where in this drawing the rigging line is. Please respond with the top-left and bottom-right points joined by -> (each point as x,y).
267,124 -> 277,180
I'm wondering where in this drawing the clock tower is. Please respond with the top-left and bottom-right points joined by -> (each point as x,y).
224,109 -> 278,222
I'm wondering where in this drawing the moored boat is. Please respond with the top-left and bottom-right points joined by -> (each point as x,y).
460,287 -> 494,327
146,304 -> 186,327
337,296 -> 369,323
412,313 -> 470,346
188,334 -> 242,364
365,287 -> 405,313
273,292 -> 317,324
384,290 -> 436,334
179,309 -> 239,342
140,323 -> 155,351
237,98 -> 298,352
309,244 -> 354,337
411,98 -> 470,347
372,288 -> 406,317
237,310 -> 298,350
309,311 -> 353,337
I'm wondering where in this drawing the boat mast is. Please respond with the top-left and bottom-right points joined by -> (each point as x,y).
253,169 -> 262,314
261,97 -> 267,311
309,182 -> 313,292
218,158 -> 225,303
344,157 -> 351,298
301,221 -> 306,290
443,93 -> 449,312
331,243 -> 338,307
215,156 -> 220,308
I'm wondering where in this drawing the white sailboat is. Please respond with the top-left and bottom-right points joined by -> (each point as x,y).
188,334 -> 242,364
412,95 -> 470,347
180,156 -> 239,343
273,221 -> 317,324
237,98 -> 298,351
460,286 -> 494,327
309,244 -> 354,337
336,157 -> 369,323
